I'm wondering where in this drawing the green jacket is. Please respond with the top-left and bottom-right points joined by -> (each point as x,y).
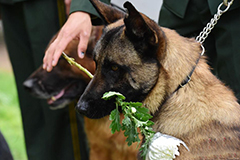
163,0 -> 240,19
0,0 -> 110,25
70,0 -> 111,25
0,0 -> 27,4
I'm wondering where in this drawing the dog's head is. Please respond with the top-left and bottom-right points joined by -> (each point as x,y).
77,0 -> 166,118
23,26 -> 102,109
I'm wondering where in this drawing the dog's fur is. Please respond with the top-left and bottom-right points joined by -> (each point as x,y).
77,1 -> 240,159
23,26 -> 139,160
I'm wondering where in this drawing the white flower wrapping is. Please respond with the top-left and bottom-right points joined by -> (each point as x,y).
146,132 -> 189,160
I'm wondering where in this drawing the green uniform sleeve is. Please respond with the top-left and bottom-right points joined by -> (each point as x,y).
70,0 -> 111,25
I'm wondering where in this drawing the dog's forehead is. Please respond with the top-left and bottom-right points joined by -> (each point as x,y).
94,24 -> 141,66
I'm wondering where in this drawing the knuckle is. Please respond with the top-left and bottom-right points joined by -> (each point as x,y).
82,31 -> 90,38
60,28 -> 73,38
53,52 -> 61,61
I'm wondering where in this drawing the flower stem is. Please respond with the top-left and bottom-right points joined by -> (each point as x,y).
62,52 -> 94,79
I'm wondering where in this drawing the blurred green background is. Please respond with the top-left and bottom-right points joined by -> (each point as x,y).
0,21 -> 27,160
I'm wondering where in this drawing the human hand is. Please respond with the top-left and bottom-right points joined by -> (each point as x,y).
64,0 -> 71,15
43,11 -> 92,72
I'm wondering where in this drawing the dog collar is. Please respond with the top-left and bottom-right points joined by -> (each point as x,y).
152,45 -> 205,118
173,44 -> 205,93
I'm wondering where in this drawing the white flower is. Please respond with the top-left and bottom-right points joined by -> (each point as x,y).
146,132 -> 189,160
131,107 -> 137,113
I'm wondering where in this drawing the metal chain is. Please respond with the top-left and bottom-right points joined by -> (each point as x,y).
196,0 -> 234,44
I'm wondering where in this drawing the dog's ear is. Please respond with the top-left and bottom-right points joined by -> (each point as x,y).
90,0 -> 125,24
123,2 -> 158,45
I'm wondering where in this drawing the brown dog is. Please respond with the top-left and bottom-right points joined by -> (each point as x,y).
23,26 -> 139,160
77,0 -> 240,159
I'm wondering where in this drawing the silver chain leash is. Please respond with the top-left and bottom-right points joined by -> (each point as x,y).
177,0 -> 235,90
196,0 -> 234,44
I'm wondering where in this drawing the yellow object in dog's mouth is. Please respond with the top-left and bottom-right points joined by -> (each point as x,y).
51,96 -> 56,101
48,90 -> 65,105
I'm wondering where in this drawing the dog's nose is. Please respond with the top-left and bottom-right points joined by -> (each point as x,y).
23,79 -> 36,92
76,100 -> 89,115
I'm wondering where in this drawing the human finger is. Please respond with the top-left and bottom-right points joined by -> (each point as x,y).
52,35 -> 74,66
64,0 -> 71,15
78,30 -> 91,58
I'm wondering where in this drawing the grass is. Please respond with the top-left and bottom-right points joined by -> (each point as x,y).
0,70 -> 27,160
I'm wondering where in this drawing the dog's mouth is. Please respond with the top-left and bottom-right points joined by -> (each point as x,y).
24,77 -> 88,109
47,89 -> 65,105
47,88 -> 72,110
46,80 -> 87,109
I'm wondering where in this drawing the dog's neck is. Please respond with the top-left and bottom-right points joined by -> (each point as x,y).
143,27 -> 240,139
143,28 -> 202,114
161,28 -> 202,92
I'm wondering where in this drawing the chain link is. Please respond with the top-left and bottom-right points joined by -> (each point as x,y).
196,0 -> 234,44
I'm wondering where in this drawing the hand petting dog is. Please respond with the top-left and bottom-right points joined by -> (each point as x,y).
43,11 -> 92,72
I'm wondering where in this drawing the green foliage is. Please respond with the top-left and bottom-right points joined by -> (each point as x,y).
109,108 -> 121,133
0,71 -> 27,160
102,91 -> 155,159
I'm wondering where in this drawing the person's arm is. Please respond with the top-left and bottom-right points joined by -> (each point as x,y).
43,0 -> 110,72
70,0 -> 110,25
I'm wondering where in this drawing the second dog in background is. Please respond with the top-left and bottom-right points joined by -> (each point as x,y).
23,26 -> 140,160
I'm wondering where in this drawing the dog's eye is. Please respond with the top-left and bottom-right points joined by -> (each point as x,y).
111,65 -> 118,71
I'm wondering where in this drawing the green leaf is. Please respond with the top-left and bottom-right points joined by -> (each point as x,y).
140,133 -> 155,159
109,109 -> 121,134
128,102 -> 143,107
103,91 -> 156,160
136,107 -> 149,114
146,120 -> 155,127
135,107 -> 153,121
102,91 -> 125,100
123,121 -> 140,146
139,140 -> 150,158
122,115 -> 131,127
